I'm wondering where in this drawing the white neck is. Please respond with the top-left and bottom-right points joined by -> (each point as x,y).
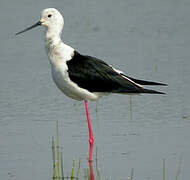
45,26 -> 62,46
45,25 -> 74,65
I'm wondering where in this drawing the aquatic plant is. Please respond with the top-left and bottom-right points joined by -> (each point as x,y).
52,120 -> 81,180
51,121 -> 182,180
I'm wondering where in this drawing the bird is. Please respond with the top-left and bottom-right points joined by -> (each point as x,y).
15,8 -> 166,161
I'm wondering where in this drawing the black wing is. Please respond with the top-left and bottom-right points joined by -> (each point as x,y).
66,51 -> 164,94
123,75 -> 167,86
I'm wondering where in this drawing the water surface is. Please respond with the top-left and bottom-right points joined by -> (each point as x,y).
0,0 -> 190,179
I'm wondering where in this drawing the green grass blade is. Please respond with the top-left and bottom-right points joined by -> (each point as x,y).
162,159 -> 166,180
71,159 -> 75,180
87,168 -> 90,180
97,168 -> 101,180
130,96 -> 133,120
56,161 -> 60,179
61,151 -> 64,179
95,101 -> 100,128
130,168 -> 134,180
84,168 -> 88,180
95,146 -> 98,167
56,120 -> 60,178
176,158 -> 182,180
52,136 -> 56,179
76,158 -> 81,179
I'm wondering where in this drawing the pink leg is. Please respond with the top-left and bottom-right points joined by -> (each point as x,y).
84,100 -> 94,162
89,161 -> 95,180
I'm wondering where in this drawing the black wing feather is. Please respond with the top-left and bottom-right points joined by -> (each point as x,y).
123,75 -> 167,86
66,51 -> 165,94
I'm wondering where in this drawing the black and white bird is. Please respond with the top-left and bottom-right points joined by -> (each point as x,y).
16,8 -> 166,161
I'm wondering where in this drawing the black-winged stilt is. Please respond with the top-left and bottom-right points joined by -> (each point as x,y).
16,8 -> 166,161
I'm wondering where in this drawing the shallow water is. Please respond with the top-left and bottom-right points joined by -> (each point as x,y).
0,0 -> 190,179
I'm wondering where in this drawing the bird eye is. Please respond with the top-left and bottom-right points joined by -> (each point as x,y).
48,14 -> 52,18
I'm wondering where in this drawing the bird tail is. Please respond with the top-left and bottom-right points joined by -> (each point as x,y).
115,87 -> 165,94
124,75 -> 167,86
139,88 -> 165,94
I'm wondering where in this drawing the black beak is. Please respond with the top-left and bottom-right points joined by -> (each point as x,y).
15,21 -> 41,35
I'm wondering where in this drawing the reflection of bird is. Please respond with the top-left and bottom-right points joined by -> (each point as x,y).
16,8 -> 166,161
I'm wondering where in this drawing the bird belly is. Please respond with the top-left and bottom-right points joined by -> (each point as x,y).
51,63 -> 99,101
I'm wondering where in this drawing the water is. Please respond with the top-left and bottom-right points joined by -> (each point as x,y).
0,0 -> 190,179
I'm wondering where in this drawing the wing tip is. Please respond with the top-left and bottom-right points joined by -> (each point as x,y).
124,75 -> 167,86
141,88 -> 166,94
151,82 -> 168,86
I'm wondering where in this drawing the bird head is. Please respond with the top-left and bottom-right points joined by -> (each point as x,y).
15,8 -> 64,35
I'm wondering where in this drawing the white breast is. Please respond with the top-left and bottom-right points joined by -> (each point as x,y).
47,42 -> 100,101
